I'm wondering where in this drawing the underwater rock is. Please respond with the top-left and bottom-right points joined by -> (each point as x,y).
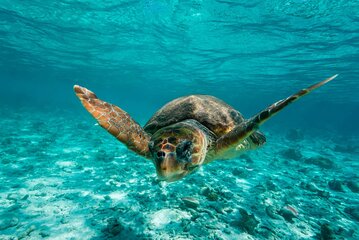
35,192 -> 47,197
200,187 -> 219,201
346,181 -> 359,193
7,193 -> 22,201
328,180 -> 344,192
21,194 -> 29,200
39,230 -> 50,238
18,225 -> 36,239
344,206 -> 359,221
304,156 -> 335,169
234,208 -> 259,235
181,197 -> 200,209
7,204 -> 22,212
281,148 -> 303,161
317,190 -> 330,198
102,217 -> 124,236
62,192 -> 81,200
0,214 -> 19,230
200,208 -> 216,218
279,205 -> 298,222
205,221 -> 220,230
231,167 -> 249,178
285,129 -> 304,141
208,203 -> 226,214
257,225 -> 277,239
265,179 -> 279,191
60,218 -> 69,224
188,223 -> 210,237
149,209 -> 190,229
318,221 -> 356,239
265,206 -> 282,220
254,184 -> 266,194
181,219 -> 191,232
319,223 -> 336,240
221,190 -> 234,200
223,227 -> 231,234
301,182 -> 321,192
207,192 -> 219,201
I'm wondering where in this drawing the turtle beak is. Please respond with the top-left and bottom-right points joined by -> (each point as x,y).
157,171 -> 187,182
154,152 -> 187,182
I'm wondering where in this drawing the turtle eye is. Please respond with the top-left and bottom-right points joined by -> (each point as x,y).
181,141 -> 192,152
176,140 -> 193,163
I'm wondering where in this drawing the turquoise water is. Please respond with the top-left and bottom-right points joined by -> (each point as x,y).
0,1 -> 358,239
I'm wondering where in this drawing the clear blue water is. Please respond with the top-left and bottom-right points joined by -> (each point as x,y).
0,1 -> 358,239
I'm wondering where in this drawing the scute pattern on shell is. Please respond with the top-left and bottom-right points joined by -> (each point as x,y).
144,95 -> 245,138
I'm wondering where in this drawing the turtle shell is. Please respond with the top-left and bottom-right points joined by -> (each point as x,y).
143,95 -> 245,138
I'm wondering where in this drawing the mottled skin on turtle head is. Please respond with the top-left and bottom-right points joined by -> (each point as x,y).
148,120 -> 210,182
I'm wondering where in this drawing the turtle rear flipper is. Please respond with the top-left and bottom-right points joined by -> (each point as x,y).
215,74 -> 338,152
74,85 -> 151,158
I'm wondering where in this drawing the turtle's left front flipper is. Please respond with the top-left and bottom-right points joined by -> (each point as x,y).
74,85 -> 151,158
215,74 -> 338,152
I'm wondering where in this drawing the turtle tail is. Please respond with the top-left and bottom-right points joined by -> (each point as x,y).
215,74 -> 338,151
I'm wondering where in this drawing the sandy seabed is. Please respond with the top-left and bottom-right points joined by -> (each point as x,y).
0,109 -> 358,239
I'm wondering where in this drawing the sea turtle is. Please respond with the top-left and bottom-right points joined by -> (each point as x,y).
74,74 -> 337,182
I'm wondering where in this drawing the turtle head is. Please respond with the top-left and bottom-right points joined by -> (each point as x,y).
148,123 -> 207,182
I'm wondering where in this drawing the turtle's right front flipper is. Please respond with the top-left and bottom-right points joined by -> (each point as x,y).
215,74 -> 338,152
74,85 -> 151,158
